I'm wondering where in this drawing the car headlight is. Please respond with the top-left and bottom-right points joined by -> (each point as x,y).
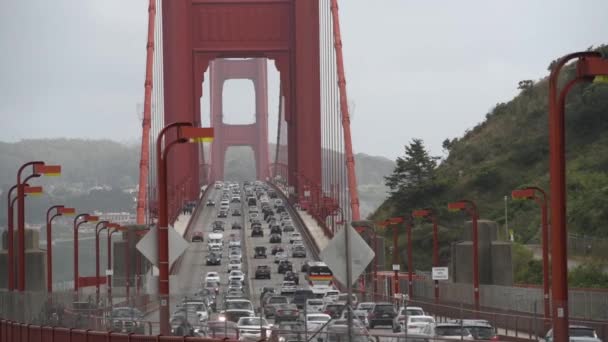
218,316 -> 226,322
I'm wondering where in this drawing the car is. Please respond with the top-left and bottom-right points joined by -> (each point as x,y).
356,302 -> 375,313
169,312 -> 196,336
274,252 -> 288,264
229,270 -> 245,283
336,293 -> 358,307
236,317 -> 271,341
400,306 -> 426,317
228,279 -> 243,292
340,309 -> 370,328
278,260 -> 293,274
204,272 -> 220,283
232,208 -> 241,216
272,321 -> 306,342
305,313 -> 331,332
270,226 -> 282,235
212,221 -> 225,230
323,290 -> 340,303
263,296 -> 288,317
306,299 -> 325,313
456,320 -> 497,341
251,226 -> 263,237
229,239 -> 241,248
545,325 -> 602,342
203,320 -> 239,339
269,233 -> 282,243
289,232 -> 302,244
231,222 -> 242,230
180,299 -> 210,322
323,303 -> 345,319
249,212 -> 260,221
283,271 -> 299,285
420,323 -> 474,340
231,196 -> 241,203
206,252 -> 222,266
282,225 -> 295,233
324,322 -> 371,342
225,288 -> 246,300
204,280 -> 220,295
274,303 -> 300,323
221,309 -> 253,324
228,259 -> 242,272
108,307 -> 145,334
208,245 -> 222,254
271,245 -> 284,255
217,210 -> 228,218
191,231 -> 204,242
291,245 -> 306,258
368,302 -> 396,329
229,249 -> 242,261
280,281 -> 297,295
255,265 -> 271,279
254,246 -> 267,259
206,200 -> 215,206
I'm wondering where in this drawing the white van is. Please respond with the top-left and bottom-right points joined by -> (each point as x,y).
208,233 -> 224,250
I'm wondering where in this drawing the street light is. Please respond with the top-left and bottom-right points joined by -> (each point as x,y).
412,208 -> 440,304
107,224 -> 123,307
512,187 -> 550,320
156,122 -> 214,335
73,214 -> 98,293
448,199 -> 480,313
16,162 -> 61,291
6,178 -> 38,291
46,205 -> 75,293
548,51 -> 608,342
94,221 -> 110,304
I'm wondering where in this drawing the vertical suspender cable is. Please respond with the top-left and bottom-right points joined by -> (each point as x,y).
330,0 -> 360,221
136,0 -> 157,224
274,87 -> 283,179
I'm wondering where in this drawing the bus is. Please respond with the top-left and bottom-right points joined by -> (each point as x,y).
303,261 -> 334,297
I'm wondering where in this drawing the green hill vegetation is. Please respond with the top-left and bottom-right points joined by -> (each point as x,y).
372,45 -> 608,285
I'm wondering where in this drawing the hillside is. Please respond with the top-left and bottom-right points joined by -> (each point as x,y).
372,46 -> 608,264
0,139 -> 393,223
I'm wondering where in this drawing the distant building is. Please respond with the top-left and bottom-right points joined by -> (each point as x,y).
94,211 -> 136,225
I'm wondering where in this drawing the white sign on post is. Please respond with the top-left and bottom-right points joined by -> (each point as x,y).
392,264 -> 400,271
319,226 -> 375,286
136,226 -> 189,268
105,269 -> 113,276
432,267 -> 449,280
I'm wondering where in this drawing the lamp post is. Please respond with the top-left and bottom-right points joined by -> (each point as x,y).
46,206 -> 75,293
548,52 -> 608,342
156,122 -> 214,334
448,200 -> 480,313
107,226 -> 122,307
413,208 -> 440,303
16,162 -> 61,291
73,214 -> 98,293
95,221 -> 110,304
512,187 -> 550,320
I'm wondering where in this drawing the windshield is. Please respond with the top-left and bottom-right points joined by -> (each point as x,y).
412,317 -> 434,323
239,318 -> 268,326
436,326 -> 470,336
375,305 -> 394,313
570,328 -> 597,338
466,326 -> 495,339
269,297 -> 287,304
206,281 -> 219,288
309,316 -> 330,322
226,301 -> 252,310
113,308 -> 138,318
406,309 -> 424,315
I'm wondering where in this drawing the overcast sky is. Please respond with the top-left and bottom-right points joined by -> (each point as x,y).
1,1 -> 607,159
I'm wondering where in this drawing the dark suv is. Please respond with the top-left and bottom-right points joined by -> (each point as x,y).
255,265 -> 271,279
369,303 -> 396,329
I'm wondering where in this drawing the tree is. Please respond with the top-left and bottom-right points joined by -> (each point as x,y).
384,139 -> 439,210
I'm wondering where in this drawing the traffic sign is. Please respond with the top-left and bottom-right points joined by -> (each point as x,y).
105,269 -> 113,276
432,267 -> 449,280
392,264 -> 400,271
136,226 -> 189,268
320,226 -> 375,286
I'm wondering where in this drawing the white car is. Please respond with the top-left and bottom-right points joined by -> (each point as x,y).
280,281 -> 297,295
228,259 -> 242,272
229,270 -> 245,283
323,290 -> 340,303
204,272 -> 220,283
289,232 -> 302,244
306,313 -> 331,332
420,323 -> 474,341
181,300 -> 210,322
274,252 -> 288,264
229,239 -> 241,248
306,299 -> 325,313
236,317 -> 272,340
336,293 -> 358,307
396,315 -> 435,334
